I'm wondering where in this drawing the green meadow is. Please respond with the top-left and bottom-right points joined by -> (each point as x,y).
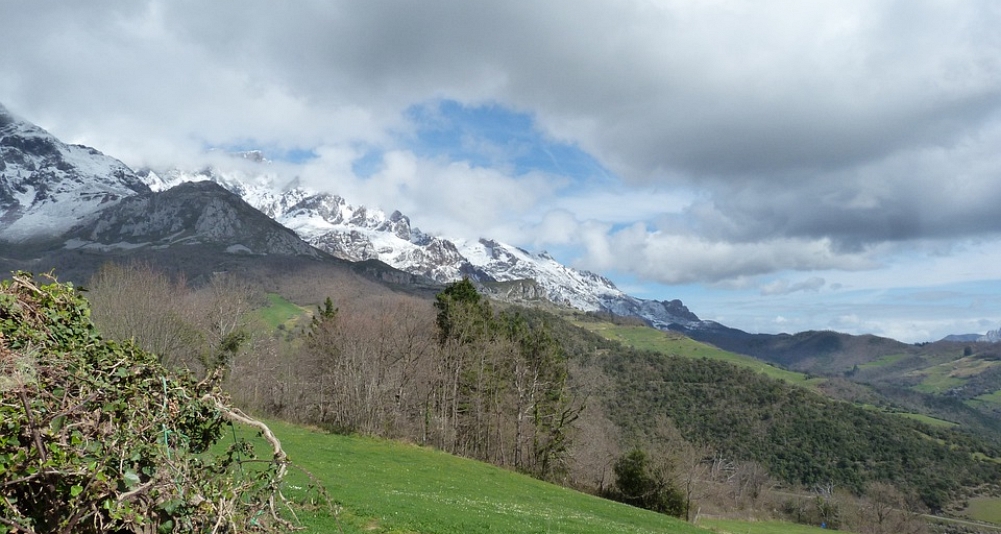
963,497 -> 1001,525
575,322 -> 818,387
227,420 -> 715,534
253,293 -> 310,330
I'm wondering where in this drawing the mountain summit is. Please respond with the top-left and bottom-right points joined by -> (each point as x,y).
139,164 -> 707,329
0,105 -> 149,242
0,104 -> 706,329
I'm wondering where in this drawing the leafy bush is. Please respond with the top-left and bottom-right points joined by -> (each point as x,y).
0,273 -> 291,533
607,449 -> 686,518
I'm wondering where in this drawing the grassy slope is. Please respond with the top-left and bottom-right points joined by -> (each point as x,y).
229,420 -> 715,534
574,321 -> 819,387
575,320 -> 991,431
253,293 -> 310,330
964,497 -> 1001,525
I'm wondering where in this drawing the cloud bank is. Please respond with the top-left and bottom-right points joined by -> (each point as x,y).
3,1 -> 1001,340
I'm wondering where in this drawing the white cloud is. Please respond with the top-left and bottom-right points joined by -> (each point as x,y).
761,277 -> 826,296
3,1 -> 1001,339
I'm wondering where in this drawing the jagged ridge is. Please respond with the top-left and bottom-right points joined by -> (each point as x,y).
138,164 -> 706,329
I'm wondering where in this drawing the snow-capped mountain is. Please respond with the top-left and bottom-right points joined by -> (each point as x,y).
0,104 -> 705,329
0,104 -> 150,242
139,166 -> 476,282
138,164 -> 705,328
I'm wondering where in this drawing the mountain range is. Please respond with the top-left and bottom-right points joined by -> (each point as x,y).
5,103 -> 1001,347
0,103 -> 707,331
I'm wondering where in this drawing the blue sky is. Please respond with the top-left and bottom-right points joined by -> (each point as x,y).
3,1 -> 1001,342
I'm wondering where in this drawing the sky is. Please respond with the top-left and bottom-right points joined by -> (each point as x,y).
2,1 -> 1001,343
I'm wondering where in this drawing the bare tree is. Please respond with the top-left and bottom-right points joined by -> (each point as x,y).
87,261 -> 203,369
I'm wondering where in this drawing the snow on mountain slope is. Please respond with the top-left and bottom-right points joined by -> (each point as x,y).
0,104 -> 150,242
138,164 -> 706,328
140,166 -> 476,282
0,105 -> 704,329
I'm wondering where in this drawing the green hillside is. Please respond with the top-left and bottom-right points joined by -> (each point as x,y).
252,292 -> 311,330
574,320 -> 818,387
577,318 -> 1001,435
233,420 -> 715,534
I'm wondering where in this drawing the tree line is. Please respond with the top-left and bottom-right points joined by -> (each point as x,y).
81,262 -> 1001,531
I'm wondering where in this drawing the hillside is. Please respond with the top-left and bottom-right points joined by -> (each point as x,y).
239,421 -> 716,534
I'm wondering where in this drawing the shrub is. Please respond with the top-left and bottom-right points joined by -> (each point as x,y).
0,272 -> 291,533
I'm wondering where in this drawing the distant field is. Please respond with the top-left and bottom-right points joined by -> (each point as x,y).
963,497 -> 1001,525
858,353 -> 907,369
892,412 -> 958,428
253,293 -> 309,330
970,389 -> 1001,412
227,420 -> 714,534
575,322 -> 818,387
911,356 -> 1000,394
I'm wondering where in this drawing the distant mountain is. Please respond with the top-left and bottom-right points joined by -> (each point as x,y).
942,333 -> 984,342
139,165 -> 707,329
0,104 -> 149,242
940,324 -> 1001,343
0,102 -> 706,330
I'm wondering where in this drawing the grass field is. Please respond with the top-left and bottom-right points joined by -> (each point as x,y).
912,356 -> 998,394
970,389 -> 1001,413
858,353 -> 907,369
227,420 -> 716,534
892,411 -> 959,428
963,497 -> 1001,525
576,322 -> 818,387
253,293 -> 309,330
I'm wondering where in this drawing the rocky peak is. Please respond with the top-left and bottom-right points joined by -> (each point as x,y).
0,104 -> 150,243
63,180 -> 322,257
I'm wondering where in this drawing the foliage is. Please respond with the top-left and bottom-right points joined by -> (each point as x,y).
607,448 -> 686,518
0,272 -> 291,533
431,281 -> 581,480
593,344 -> 1001,511
433,277 -> 493,345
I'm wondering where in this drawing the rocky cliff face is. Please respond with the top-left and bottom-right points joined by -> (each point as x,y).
63,181 -> 323,257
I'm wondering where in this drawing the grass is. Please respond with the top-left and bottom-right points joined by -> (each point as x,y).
576,322 -> 817,387
858,353 -> 907,369
970,389 -> 1001,413
912,356 -> 999,394
963,497 -> 1001,525
891,412 -> 958,428
857,404 -> 959,428
226,420 -> 716,534
253,293 -> 309,330
698,519 -> 831,534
